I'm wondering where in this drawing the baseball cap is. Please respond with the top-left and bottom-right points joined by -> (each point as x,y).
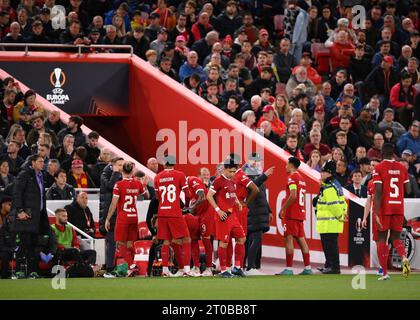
383,55 -> 393,64
72,159 -> 84,169
40,7 -> 50,15
259,28 -> 268,36
384,107 -> 394,114
262,105 -> 274,113
89,28 -> 100,35
176,35 -> 186,42
223,35 -> 233,44
164,42 -> 175,51
321,160 -> 336,175
402,149 -> 413,156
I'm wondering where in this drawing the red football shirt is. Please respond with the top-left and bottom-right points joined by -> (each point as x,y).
372,159 -> 409,216
113,178 -> 146,224
154,169 -> 188,217
210,174 -> 237,213
367,178 -> 376,214
232,168 -> 253,202
284,171 -> 306,221
186,176 -> 208,215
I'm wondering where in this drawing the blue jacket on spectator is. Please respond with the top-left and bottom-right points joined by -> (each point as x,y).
104,10 -> 132,32
371,52 -> 397,69
397,132 -> 420,159
179,62 -> 207,82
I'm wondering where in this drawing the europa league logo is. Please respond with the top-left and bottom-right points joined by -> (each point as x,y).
50,68 -> 66,88
356,218 -> 362,233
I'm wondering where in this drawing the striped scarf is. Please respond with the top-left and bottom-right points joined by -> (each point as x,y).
73,173 -> 88,188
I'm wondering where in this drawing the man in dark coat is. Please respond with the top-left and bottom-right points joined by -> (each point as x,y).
243,153 -> 274,274
99,157 -> 123,277
11,154 -> 49,278
65,192 -> 95,238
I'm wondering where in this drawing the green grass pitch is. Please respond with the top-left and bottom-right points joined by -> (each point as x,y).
0,274 -> 419,300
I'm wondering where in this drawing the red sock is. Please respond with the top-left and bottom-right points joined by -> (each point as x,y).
303,253 -> 310,267
227,239 -> 233,268
377,242 -> 389,276
234,243 -> 245,268
218,246 -> 227,272
202,238 -> 213,268
119,244 -> 133,266
182,242 -> 191,269
286,253 -> 294,268
172,243 -> 184,269
191,240 -> 200,267
392,239 -> 406,259
161,244 -> 169,267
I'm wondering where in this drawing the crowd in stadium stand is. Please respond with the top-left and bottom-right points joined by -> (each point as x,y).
1,0 -> 420,277
3,0 -> 416,190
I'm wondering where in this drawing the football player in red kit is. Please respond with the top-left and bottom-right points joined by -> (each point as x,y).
154,155 -> 192,277
207,158 -> 247,278
105,161 -> 148,276
372,143 -> 411,280
362,159 -> 384,276
184,173 -> 215,276
278,157 -> 312,275
229,154 -> 259,274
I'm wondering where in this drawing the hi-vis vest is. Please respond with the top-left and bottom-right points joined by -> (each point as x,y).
315,179 -> 347,234
51,224 -> 73,249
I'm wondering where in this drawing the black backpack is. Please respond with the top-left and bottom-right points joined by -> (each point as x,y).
66,262 -> 94,278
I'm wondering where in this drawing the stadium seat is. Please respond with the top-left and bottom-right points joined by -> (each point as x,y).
273,15 -> 285,37
311,43 -> 331,74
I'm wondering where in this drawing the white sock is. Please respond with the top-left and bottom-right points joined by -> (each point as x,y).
163,267 -> 169,273
305,265 -> 311,270
184,266 -> 191,273
235,265 -> 241,269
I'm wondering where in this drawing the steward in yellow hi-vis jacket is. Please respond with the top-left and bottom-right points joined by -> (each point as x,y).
313,160 -> 348,274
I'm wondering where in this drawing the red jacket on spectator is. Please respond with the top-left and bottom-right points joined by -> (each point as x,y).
152,8 -> 176,31
292,66 -> 322,85
257,116 -> 286,137
191,22 -> 213,42
330,42 -> 355,71
389,83 -> 417,108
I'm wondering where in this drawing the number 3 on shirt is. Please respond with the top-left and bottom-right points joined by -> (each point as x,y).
159,184 -> 177,203
390,177 -> 399,198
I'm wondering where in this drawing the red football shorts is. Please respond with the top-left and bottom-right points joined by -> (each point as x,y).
199,208 -> 215,238
157,216 -> 190,240
184,213 -> 200,240
114,222 -> 138,242
234,206 -> 249,236
376,214 -> 404,233
214,213 -> 245,242
283,219 -> 305,238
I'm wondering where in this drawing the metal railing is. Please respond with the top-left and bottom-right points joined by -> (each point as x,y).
47,207 -> 95,250
0,43 -> 134,56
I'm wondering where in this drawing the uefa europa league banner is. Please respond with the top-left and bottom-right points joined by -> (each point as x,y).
348,200 -> 371,268
1,61 -> 129,116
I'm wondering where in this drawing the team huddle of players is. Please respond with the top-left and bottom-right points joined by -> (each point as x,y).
104,143 -> 411,279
